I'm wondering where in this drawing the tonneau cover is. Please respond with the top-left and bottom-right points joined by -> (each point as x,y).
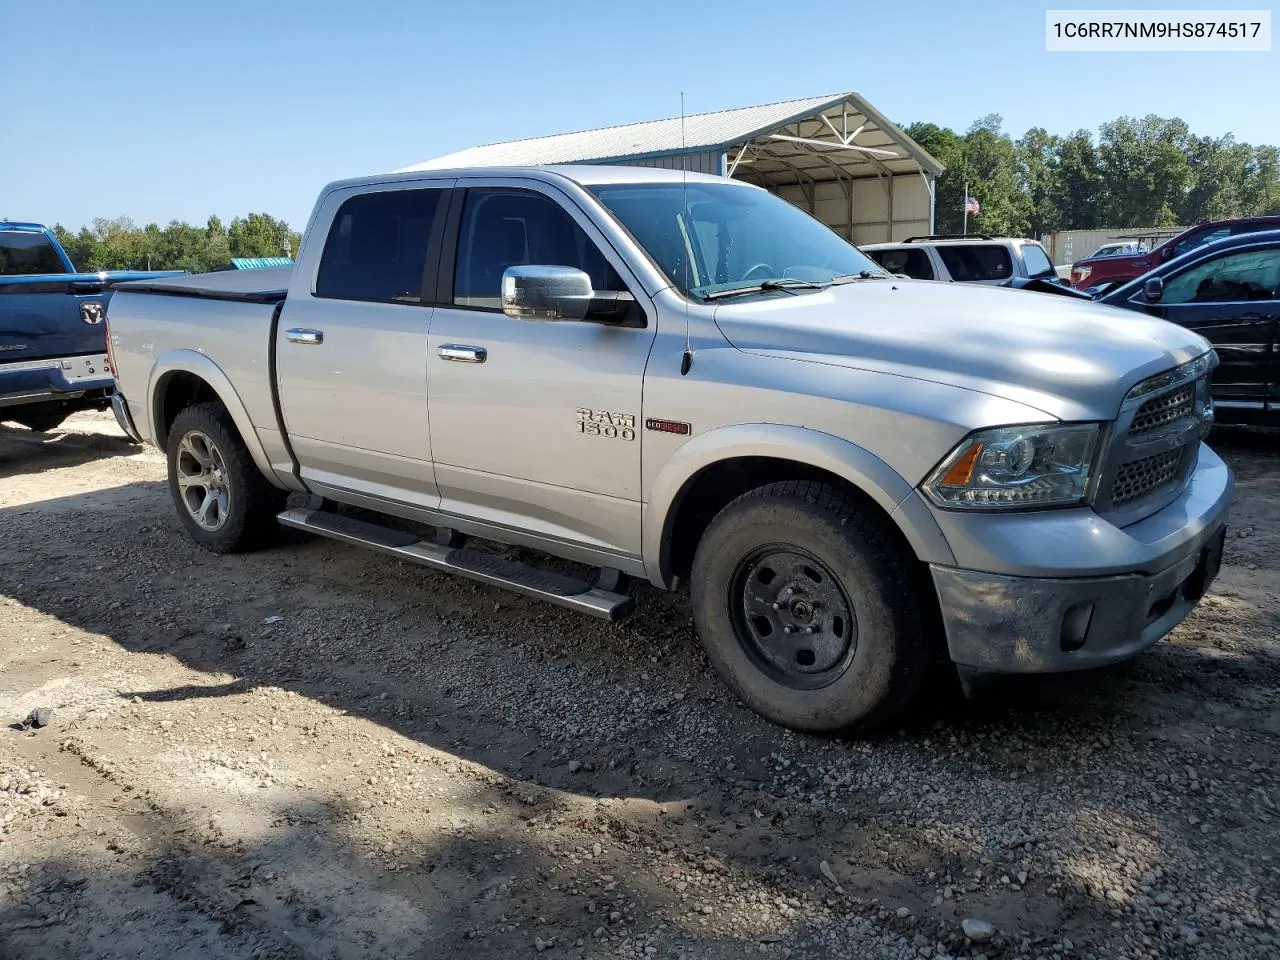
115,266 -> 292,303
0,270 -> 184,295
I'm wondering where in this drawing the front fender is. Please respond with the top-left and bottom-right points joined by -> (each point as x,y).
642,422 -> 955,586
146,349 -> 285,490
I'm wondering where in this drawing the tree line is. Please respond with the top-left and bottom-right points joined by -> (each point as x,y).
53,214 -> 302,274
905,114 -> 1280,238
50,113 -> 1280,273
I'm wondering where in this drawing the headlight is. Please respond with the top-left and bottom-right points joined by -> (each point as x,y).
923,423 -> 1100,510
1072,266 -> 1091,282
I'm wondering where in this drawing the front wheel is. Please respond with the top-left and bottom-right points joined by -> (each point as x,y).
166,402 -> 285,553
690,481 -> 932,733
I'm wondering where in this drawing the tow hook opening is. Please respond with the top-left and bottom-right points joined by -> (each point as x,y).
1059,602 -> 1094,652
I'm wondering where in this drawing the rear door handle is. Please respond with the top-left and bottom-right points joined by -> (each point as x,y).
438,344 -> 487,363
286,328 -> 324,345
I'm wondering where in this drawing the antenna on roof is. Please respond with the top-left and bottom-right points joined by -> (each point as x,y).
679,91 -> 693,377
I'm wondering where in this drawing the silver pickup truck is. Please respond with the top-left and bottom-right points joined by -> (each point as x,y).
106,165 -> 1232,733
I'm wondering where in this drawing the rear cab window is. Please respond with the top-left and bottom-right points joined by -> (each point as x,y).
935,244 -> 1013,282
315,189 -> 442,304
1019,242 -> 1057,279
1172,226 -> 1230,259
865,247 -> 935,280
0,231 -> 68,275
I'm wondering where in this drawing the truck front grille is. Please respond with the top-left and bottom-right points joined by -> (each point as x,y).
1098,354 -> 1215,522
1130,383 -> 1195,439
1111,448 -> 1184,505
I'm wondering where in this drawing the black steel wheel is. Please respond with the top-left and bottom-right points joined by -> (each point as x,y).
731,547 -> 857,690
690,481 -> 933,733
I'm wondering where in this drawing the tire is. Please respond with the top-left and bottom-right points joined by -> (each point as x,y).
690,481 -> 932,733
166,402 -> 285,553
8,405 -> 70,433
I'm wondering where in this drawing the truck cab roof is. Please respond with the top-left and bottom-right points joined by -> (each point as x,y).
0,221 -> 54,233
321,164 -> 748,196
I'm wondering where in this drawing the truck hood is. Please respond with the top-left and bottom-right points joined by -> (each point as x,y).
712,279 -> 1213,422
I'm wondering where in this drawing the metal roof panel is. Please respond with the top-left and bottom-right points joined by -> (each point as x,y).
397,92 -> 941,177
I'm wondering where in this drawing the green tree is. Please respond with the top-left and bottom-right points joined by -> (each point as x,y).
1048,130 -> 1106,229
52,224 -> 97,272
205,215 -> 231,269
228,213 -> 294,259
903,121 -> 965,233
1096,115 -> 1192,226
958,114 -> 1030,237
1016,127 -> 1061,236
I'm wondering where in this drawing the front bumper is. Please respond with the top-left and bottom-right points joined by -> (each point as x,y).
930,443 -> 1233,673
0,353 -> 112,408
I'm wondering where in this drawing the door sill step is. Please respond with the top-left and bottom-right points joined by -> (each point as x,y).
276,507 -> 634,621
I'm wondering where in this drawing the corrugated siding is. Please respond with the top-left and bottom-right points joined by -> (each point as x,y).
1038,227 -> 1185,265
231,257 -> 294,270
610,151 -> 724,175
769,175 -> 932,244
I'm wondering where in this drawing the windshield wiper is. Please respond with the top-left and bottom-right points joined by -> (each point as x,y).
829,270 -> 891,284
700,278 -> 830,300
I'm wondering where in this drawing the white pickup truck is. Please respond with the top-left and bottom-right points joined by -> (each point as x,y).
106,165 -> 1232,732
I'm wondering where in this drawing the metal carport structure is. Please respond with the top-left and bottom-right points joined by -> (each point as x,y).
397,93 -> 943,244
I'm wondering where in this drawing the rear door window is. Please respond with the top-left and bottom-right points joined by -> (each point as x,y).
0,231 -> 67,275
1020,242 -> 1056,279
315,188 -> 443,304
865,247 -> 935,280
935,244 -> 1013,282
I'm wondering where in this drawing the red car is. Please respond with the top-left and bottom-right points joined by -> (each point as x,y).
1070,215 -> 1280,293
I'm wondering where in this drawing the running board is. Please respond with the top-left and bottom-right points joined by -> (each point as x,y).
276,507 -> 634,622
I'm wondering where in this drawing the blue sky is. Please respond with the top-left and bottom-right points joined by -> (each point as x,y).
5,0 -> 1275,231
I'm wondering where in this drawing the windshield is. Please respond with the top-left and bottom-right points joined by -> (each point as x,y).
587,182 -> 884,297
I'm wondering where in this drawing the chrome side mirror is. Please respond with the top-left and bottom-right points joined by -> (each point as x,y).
1143,277 -> 1164,302
501,265 -> 592,321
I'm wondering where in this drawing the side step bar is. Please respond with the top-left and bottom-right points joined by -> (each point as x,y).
276,507 -> 635,622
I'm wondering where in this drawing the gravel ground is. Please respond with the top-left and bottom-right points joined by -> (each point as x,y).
1,411 -> 1277,960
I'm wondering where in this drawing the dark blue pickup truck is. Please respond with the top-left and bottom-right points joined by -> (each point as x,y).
0,221 -> 180,432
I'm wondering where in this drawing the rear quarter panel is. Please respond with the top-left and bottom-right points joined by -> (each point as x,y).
108,290 -> 295,485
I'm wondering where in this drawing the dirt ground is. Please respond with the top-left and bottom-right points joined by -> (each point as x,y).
1,411 -> 1277,960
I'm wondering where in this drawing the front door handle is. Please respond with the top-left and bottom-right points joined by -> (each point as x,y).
438,344 -> 487,363
286,328 -> 324,345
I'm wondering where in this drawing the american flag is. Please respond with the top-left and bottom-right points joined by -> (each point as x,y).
964,196 -> 981,215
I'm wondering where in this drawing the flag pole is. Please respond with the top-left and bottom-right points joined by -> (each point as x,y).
963,178 -> 968,236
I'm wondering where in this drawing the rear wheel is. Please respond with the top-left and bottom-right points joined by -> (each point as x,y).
166,402 -> 285,553
690,481 -> 931,733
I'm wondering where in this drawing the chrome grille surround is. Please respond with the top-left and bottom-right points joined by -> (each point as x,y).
1094,352 -> 1216,526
